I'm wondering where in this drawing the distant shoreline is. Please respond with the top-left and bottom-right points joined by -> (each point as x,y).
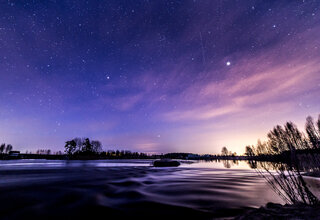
0,153 -> 292,162
1,151 -> 319,164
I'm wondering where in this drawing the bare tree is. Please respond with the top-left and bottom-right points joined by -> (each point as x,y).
0,143 -> 5,154
245,145 -> 255,157
306,116 -> 320,149
221,146 -> 228,156
91,140 -> 102,153
5,144 -> 13,153
255,140 -> 267,155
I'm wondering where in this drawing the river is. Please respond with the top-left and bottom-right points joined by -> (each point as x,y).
0,159 -> 284,219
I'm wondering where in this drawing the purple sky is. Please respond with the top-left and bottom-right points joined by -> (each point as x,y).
0,0 -> 320,154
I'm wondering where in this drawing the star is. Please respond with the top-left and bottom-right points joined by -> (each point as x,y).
226,61 -> 231,66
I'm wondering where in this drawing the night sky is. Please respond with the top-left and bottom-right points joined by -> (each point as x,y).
1,0 -> 320,154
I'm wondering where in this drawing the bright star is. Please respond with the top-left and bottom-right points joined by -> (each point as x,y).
226,61 -> 231,66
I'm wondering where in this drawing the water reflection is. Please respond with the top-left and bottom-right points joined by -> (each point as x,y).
185,159 -> 320,205
247,160 -> 320,205
222,159 -> 239,168
180,159 -> 249,169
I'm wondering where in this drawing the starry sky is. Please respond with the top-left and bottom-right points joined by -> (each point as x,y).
0,0 -> 320,154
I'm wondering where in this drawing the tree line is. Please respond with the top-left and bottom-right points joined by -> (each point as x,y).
0,143 -> 13,154
244,114 -> 320,159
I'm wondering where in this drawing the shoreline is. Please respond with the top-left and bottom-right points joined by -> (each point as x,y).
235,202 -> 320,219
0,153 -> 291,162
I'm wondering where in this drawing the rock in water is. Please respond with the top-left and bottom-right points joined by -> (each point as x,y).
153,159 -> 180,167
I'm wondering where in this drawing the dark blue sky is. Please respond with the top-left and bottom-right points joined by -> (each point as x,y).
1,0 -> 320,154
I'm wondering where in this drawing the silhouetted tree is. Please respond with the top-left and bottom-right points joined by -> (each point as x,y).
221,146 -> 228,156
245,145 -> 255,157
65,140 -> 77,155
255,140 -> 268,155
305,116 -> 320,149
0,143 -> 5,154
91,140 -> 102,153
82,138 -> 93,153
265,122 -> 309,155
5,144 -> 13,153
73,137 -> 83,152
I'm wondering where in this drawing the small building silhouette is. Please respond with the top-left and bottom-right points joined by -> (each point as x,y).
8,151 -> 20,157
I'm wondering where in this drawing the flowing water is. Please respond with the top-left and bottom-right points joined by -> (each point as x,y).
0,159 -> 284,219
